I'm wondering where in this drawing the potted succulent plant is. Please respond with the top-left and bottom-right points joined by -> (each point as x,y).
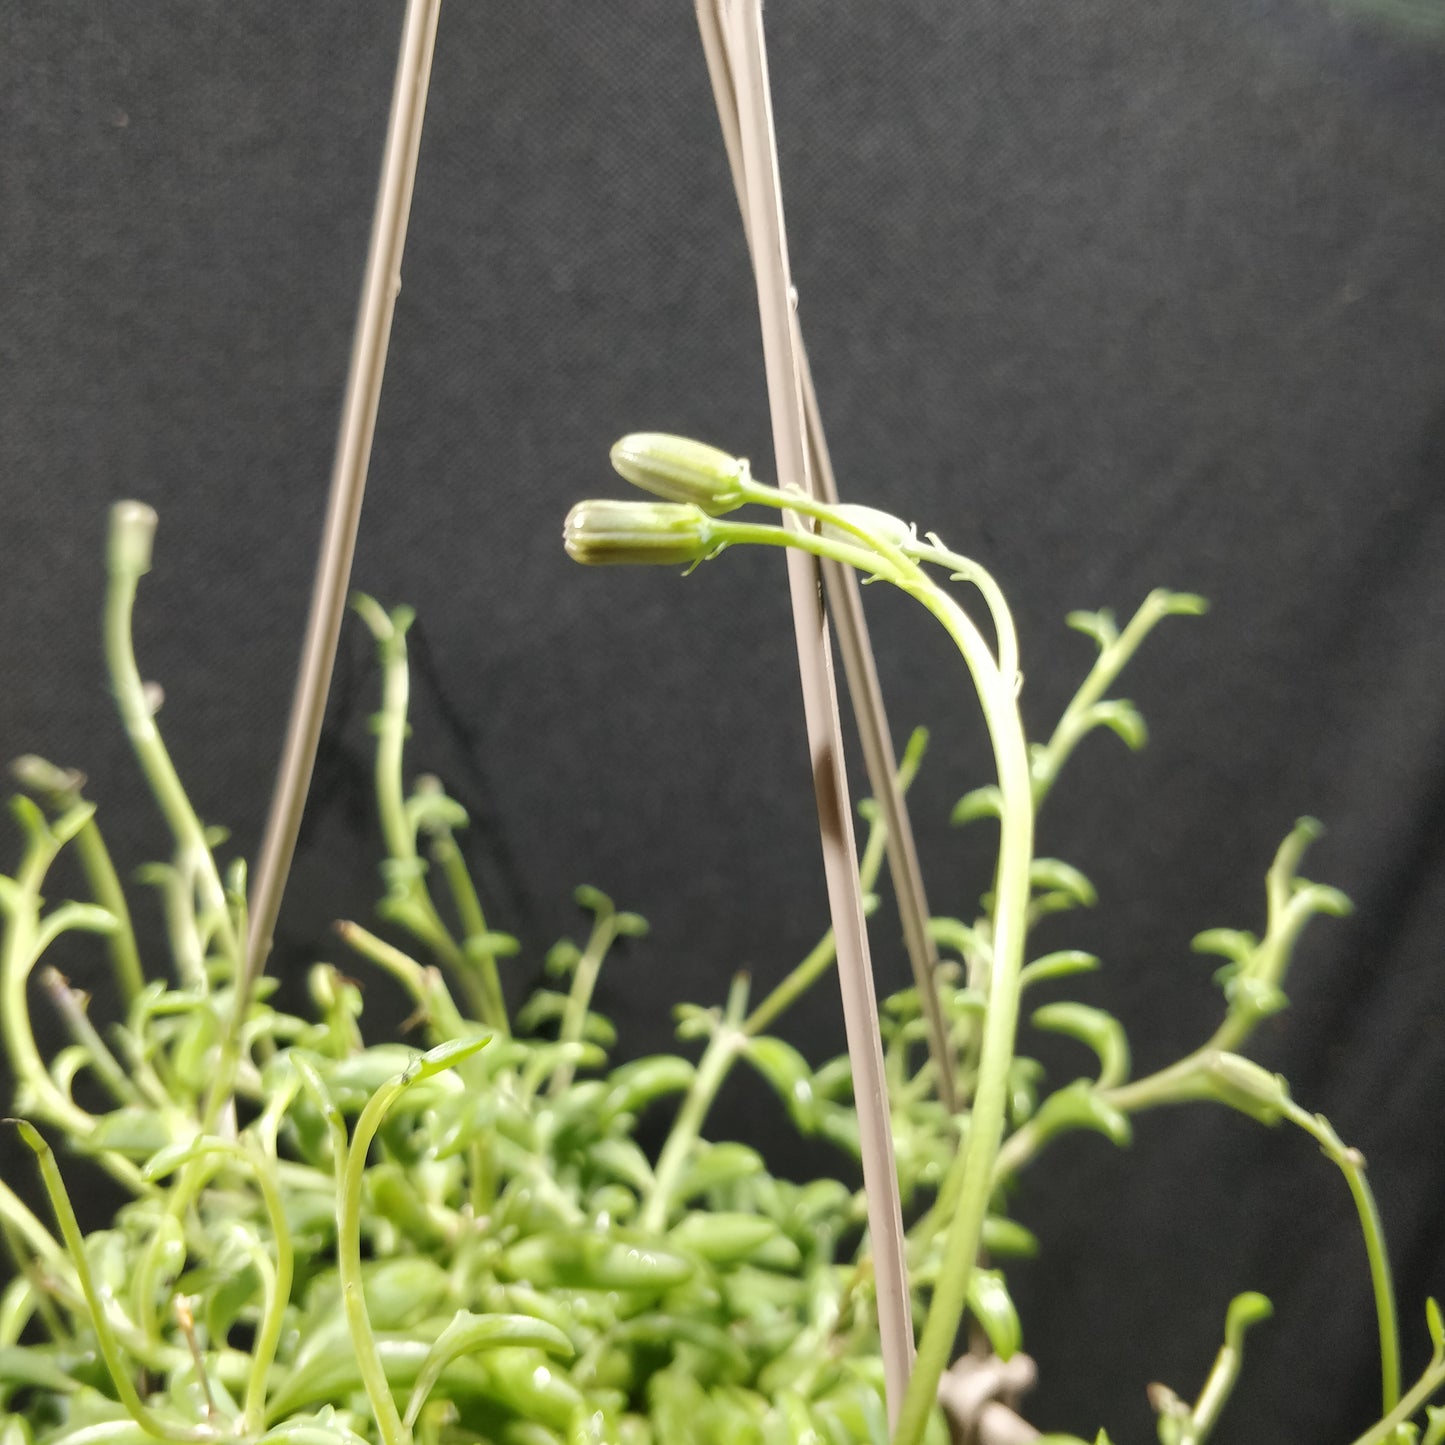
3,4 -> 1443,1444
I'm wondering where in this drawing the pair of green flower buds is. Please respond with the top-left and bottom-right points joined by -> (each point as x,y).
564,434 -> 750,568
565,433 -> 913,569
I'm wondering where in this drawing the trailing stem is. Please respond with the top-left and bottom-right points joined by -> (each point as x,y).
353,594 -> 499,1028
640,974 -> 751,1233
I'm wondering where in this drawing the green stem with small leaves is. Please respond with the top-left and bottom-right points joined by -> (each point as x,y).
330,1039 -> 486,1445
1031,590 -> 1204,805
17,1122 -> 212,1443
353,596 -> 491,1023
681,499 -> 1034,1445
640,975 -> 751,1233
549,902 -> 624,1096
1282,1100 -> 1400,1415
1345,1354 -> 1445,1445
105,505 -> 235,961
431,828 -> 509,1034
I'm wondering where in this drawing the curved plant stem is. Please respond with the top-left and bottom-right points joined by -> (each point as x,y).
352,595 -> 491,1023
1346,1355 -> 1445,1445
702,504 -> 1033,1445
889,589 -> 1034,1445
1167,1293 -> 1273,1445
335,919 -> 469,1043
106,506 -> 252,1142
1281,1101 -> 1400,1415
0,1175 -> 71,1280
70,818 -> 146,1004
742,931 -> 839,1041
1,818 -> 100,1142
430,828 -> 509,1035
40,966 -> 141,1107
11,759 -> 146,1006
17,1122 -> 212,1443
239,1139 -> 295,1432
904,538 -> 1019,690
333,1039 -> 486,1445
150,1136 -> 294,1433
549,904 -> 621,1097
1030,589 -> 1200,806
105,506 -> 230,930
987,1048 -> 1401,1422
640,974 -> 750,1233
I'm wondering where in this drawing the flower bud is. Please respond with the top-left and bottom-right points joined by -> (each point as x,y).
609,433 -> 748,515
109,500 -> 158,579
563,499 -> 716,567
1199,1051 -> 1290,1125
820,502 -> 914,547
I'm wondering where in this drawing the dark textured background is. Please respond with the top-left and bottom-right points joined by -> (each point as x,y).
3,2 -> 1445,1438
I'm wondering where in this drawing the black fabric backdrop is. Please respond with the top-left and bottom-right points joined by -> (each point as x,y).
3,3 -> 1445,1439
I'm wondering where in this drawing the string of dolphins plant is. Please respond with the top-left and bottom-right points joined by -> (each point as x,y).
2,500 -> 1000,1445
2,447 -> 1442,1445
0,499 -> 953,1445
563,431 -> 1445,1445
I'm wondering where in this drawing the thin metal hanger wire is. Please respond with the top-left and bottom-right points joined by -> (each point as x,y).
244,0 -> 442,998
698,0 -> 916,1421
694,6 -> 959,1118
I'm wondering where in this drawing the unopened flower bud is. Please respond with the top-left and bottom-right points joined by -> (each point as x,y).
820,502 -> 915,548
609,434 -> 748,515
563,499 -> 716,567
1200,1051 -> 1290,1125
109,501 -> 158,579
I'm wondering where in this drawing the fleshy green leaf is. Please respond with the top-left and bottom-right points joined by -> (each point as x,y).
1292,882 -> 1353,919
1029,859 -> 1097,910
499,1233 -> 693,1294
0,1346 -> 84,1395
743,1038 -> 819,1129
1154,590 -> 1209,617
34,902 -> 119,956
613,911 -> 650,939
1084,698 -> 1148,751
402,1311 -> 574,1428
587,1137 -> 654,1194
1199,1052 -> 1291,1125
574,884 -> 614,915
1065,608 -> 1119,650
982,1216 -> 1040,1258
928,917 -> 989,961
406,789 -> 469,836
8,795 -> 51,847
1224,1290 -> 1274,1351
1028,1079 -> 1132,1150
467,930 -> 521,959
674,1142 -> 765,1202
1021,950 -> 1101,988
1031,1002 -> 1130,1089
603,1054 -> 696,1119
1007,1056 -> 1046,1128
669,1212 -> 782,1265
967,1268 -> 1022,1360
544,941 -> 583,977
78,1108 -> 175,1160
1427,1297 -> 1444,1355
951,786 -> 1003,826
673,1003 -> 720,1042
1191,929 -> 1259,966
